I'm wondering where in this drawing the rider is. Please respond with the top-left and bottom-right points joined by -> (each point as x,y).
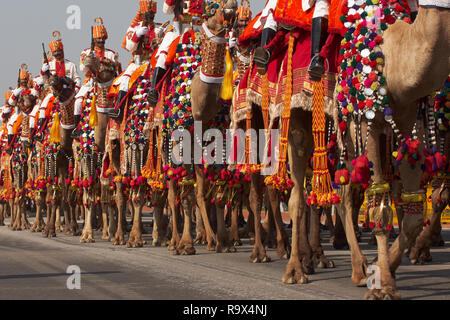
108,0 -> 161,119
75,17 -> 120,130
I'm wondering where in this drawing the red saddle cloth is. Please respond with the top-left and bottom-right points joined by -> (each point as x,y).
235,29 -> 342,120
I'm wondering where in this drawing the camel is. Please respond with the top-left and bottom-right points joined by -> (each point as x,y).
334,6 -> 449,299
74,52 -> 118,243
41,74 -> 77,238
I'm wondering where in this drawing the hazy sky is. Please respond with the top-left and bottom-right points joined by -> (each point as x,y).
0,0 -> 265,96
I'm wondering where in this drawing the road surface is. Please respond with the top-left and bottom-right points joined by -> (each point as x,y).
0,217 -> 449,300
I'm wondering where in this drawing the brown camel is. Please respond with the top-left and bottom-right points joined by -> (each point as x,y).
76,53 -> 118,243
41,74 -> 77,238
335,7 -> 450,299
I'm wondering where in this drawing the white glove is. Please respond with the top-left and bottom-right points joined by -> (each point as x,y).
13,88 -> 24,97
155,27 -> 164,38
41,63 -> 50,73
229,32 -> 236,49
34,77 -> 44,87
136,26 -> 148,38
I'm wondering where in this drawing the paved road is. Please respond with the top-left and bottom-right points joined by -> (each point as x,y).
0,217 -> 449,300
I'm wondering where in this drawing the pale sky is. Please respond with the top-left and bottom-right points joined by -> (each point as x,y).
0,0 -> 265,96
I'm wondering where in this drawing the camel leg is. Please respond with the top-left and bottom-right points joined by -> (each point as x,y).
409,184 -> 448,264
127,192 -> 146,248
112,183 -> 126,245
54,201 -> 64,233
261,194 -> 276,248
0,204 -> 4,226
108,205 -> 118,242
80,192 -> 95,243
299,205 -> 314,274
152,200 -> 168,247
240,197 -> 255,244
336,186 -> 368,286
31,201 -> 45,232
43,199 -> 56,238
69,200 -> 80,236
193,206 -> 207,245
228,201 -> 242,246
310,206 -> 335,269
20,198 -> 31,230
325,206 -> 335,243
266,187 -> 291,259
195,167 -> 217,250
176,188 -> 196,255
249,174 -> 270,263
63,200 -> 72,234
101,202 -> 109,240
282,112 -> 311,284
168,181 -> 181,251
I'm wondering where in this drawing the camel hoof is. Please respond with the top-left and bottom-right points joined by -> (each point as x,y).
282,273 -> 309,285
317,261 -> 326,269
233,240 -> 242,247
327,260 -> 335,268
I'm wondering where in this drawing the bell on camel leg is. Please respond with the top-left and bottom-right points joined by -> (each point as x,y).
308,17 -> 329,82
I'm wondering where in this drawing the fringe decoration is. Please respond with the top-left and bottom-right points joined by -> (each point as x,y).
264,34 -> 295,191
308,79 -> 340,206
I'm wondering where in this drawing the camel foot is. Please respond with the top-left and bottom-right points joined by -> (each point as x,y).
216,241 -> 236,253
276,240 -> 291,260
313,252 -> 335,269
365,287 -> 401,300
249,245 -> 271,263
232,239 -> 242,247
409,246 -> 432,265
152,238 -> 168,247
176,240 -> 196,255
102,232 -> 109,241
112,233 -> 126,246
55,225 -> 64,233
301,256 -> 315,275
42,227 -> 56,238
352,259 -> 369,287
282,261 -> 309,284
80,231 -> 95,243
127,232 -> 147,248
193,231 -> 207,245
206,236 -> 217,251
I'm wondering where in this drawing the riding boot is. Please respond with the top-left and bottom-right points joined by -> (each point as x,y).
148,67 -> 166,106
253,28 -> 276,75
71,115 -> 81,139
35,118 -> 45,142
108,90 -> 128,119
308,17 -> 329,82
410,11 -> 418,23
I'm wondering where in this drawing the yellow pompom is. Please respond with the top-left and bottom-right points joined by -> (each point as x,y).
49,113 -> 61,143
89,95 -> 98,127
220,48 -> 234,101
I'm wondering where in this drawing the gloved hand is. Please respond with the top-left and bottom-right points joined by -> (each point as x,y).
41,63 -> 50,73
155,26 -> 164,38
229,32 -> 236,49
34,76 -> 44,87
136,26 -> 148,38
13,88 -> 24,97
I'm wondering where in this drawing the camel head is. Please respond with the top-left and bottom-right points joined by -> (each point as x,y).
18,95 -> 37,115
84,54 -> 117,84
203,0 -> 238,36
49,74 -> 75,102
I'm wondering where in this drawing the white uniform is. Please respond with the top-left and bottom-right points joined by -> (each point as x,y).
116,21 -> 154,92
253,0 -> 278,31
7,107 -> 21,135
419,0 -> 450,8
47,59 -> 82,91
75,48 -> 119,115
303,0 -> 330,18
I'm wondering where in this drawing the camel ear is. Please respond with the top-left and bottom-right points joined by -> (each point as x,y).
52,30 -> 61,40
94,17 -> 104,25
